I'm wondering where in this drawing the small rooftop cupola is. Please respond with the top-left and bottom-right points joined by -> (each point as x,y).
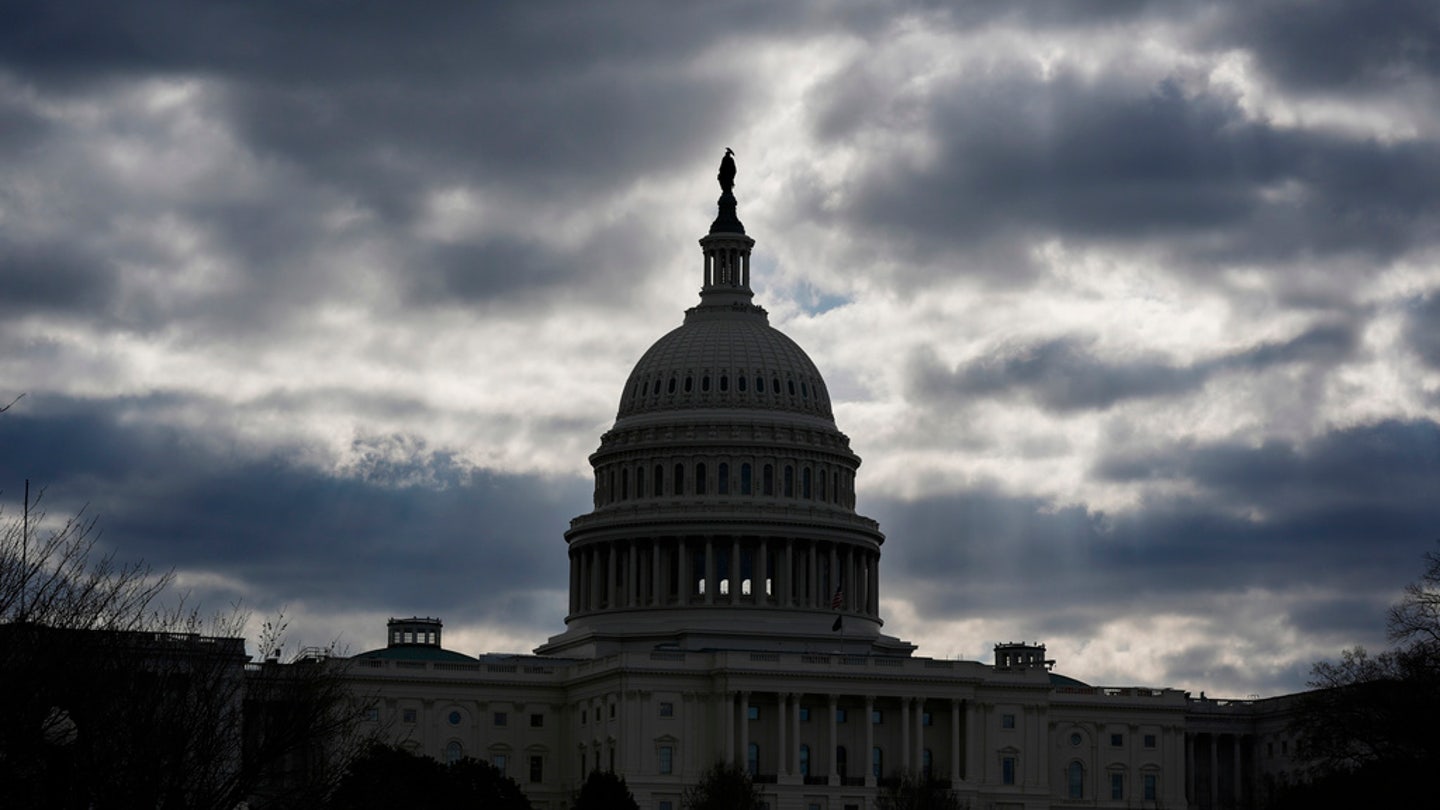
387,616 -> 443,648
698,147 -> 758,311
994,641 -> 1056,671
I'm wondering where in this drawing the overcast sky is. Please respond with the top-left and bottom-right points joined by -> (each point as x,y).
3,1 -> 1438,697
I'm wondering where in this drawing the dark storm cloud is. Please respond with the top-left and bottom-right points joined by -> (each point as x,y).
871,419 -> 1439,646
1217,0 -> 1440,92
0,396 -> 588,627
809,66 -> 1440,283
909,322 -> 1358,412
1404,292 -> 1440,370
0,238 -> 118,317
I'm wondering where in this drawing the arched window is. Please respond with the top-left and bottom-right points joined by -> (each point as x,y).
445,740 -> 464,765
668,376 -> 676,394
684,375 -> 693,392
755,375 -> 763,393
819,468 -> 827,501
738,375 -> 747,392
1068,761 -> 1085,799
701,375 -> 710,392
747,742 -> 759,775
763,465 -> 774,496
621,468 -> 630,500
740,463 -> 752,495
652,378 -> 661,395
720,374 -> 728,392
872,746 -> 883,780
654,465 -> 664,497
788,379 -> 796,396
802,467 -> 812,499
799,744 -> 810,777
636,466 -> 645,498
674,464 -> 685,496
695,463 -> 707,495
836,745 -> 848,778
718,462 -> 730,495
831,472 -> 839,503
784,465 -> 794,498
772,377 -> 781,395
801,381 -> 809,398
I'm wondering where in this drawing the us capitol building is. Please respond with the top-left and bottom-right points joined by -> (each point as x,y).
347,155 -> 1295,810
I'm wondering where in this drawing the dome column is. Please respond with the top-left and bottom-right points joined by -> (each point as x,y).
704,537 -> 716,604
730,538 -> 741,604
757,538 -> 769,604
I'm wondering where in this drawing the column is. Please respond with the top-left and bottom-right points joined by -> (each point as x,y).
777,693 -> 789,777
950,700 -> 962,783
914,699 -> 925,776
590,547 -> 601,610
739,691 -> 750,774
1185,732 -> 1194,805
1209,734 -> 1219,809
965,702 -> 982,782
901,697 -> 911,770
757,539 -> 768,604
678,538 -> 691,604
651,541 -> 661,605
869,553 -> 880,615
730,538 -> 741,604
828,694 -> 839,785
782,539 -> 793,605
808,543 -> 818,607
607,545 -> 617,608
864,696 -> 875,787
791,694 -> 802,779
829,545 -> 838,606
1233,733 -> 1244,808
705,538 -> 716,605
627,541 -> 638,607
723,692 -> 735,765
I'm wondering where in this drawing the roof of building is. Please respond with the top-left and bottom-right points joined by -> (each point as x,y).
352,645 -> 478,663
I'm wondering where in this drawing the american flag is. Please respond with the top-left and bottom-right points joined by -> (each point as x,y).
831,585 -> 843,610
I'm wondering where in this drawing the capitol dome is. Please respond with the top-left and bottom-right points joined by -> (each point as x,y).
537,155 -> 911,658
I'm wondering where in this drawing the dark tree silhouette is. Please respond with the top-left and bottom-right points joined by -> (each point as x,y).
682,761 -> 763,810
327,743 -> 531,809
875,772 -> 968,810
0,491 -> 364,809
1276,548 -> 1440,806
572,769 -> 639,810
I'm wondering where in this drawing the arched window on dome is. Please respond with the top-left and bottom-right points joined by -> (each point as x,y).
738,374 -> 747,392
652,378 -> 661,395
674,464 -> 685,496
801,380 -> 808,399
771,377 -> 781,395
684,376 -> 693,393
701,375 -> 710,392
636,466 -> 645,498
718,463 -> 729,495
802,467 -> 812,500
831,472 -> 839,504
621,468 -> 630,500
755,375 -> 764,393
783,466 -> 794,498
695,463 -> 707,495
763,465 -> 774,496
788,379 -> 796,396
654,465 -> 664,497
818,467 -> 827,501
668,376 -> 676,394
719,374 -> 728,392
740,463 -> 752,495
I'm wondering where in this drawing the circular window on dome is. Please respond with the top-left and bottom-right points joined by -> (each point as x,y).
449,711 -> 463,726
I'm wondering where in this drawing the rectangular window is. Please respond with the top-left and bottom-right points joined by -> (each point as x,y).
659,745 -> 674,774
1110,732 -> 1124,747
610,703 -> 617,718
1144,773 -> 1157,801
494,712 -> 508,727
364,706 -> 379,722
800,707 -> 811,722
529,755 -> 543,783
872,710 -> 883,724
530,713 -> 544,728
1001,713 -> 1016,729
660,701 -> 675,717
595,707 -> 602,722
660,803 -> 673,810
1111,772 -> 1124,800
402,708 -> 417,724
836,708 -> 848,723
492,753 -> 507,775
1267,742 -> 1274,757
1144,733 -> 1156,748
922,712 -> 933,727
1001,756 -> 1016,785
748,706 -> 760,721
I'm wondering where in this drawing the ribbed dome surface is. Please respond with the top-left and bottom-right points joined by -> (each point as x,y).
617,308 -> 834,421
